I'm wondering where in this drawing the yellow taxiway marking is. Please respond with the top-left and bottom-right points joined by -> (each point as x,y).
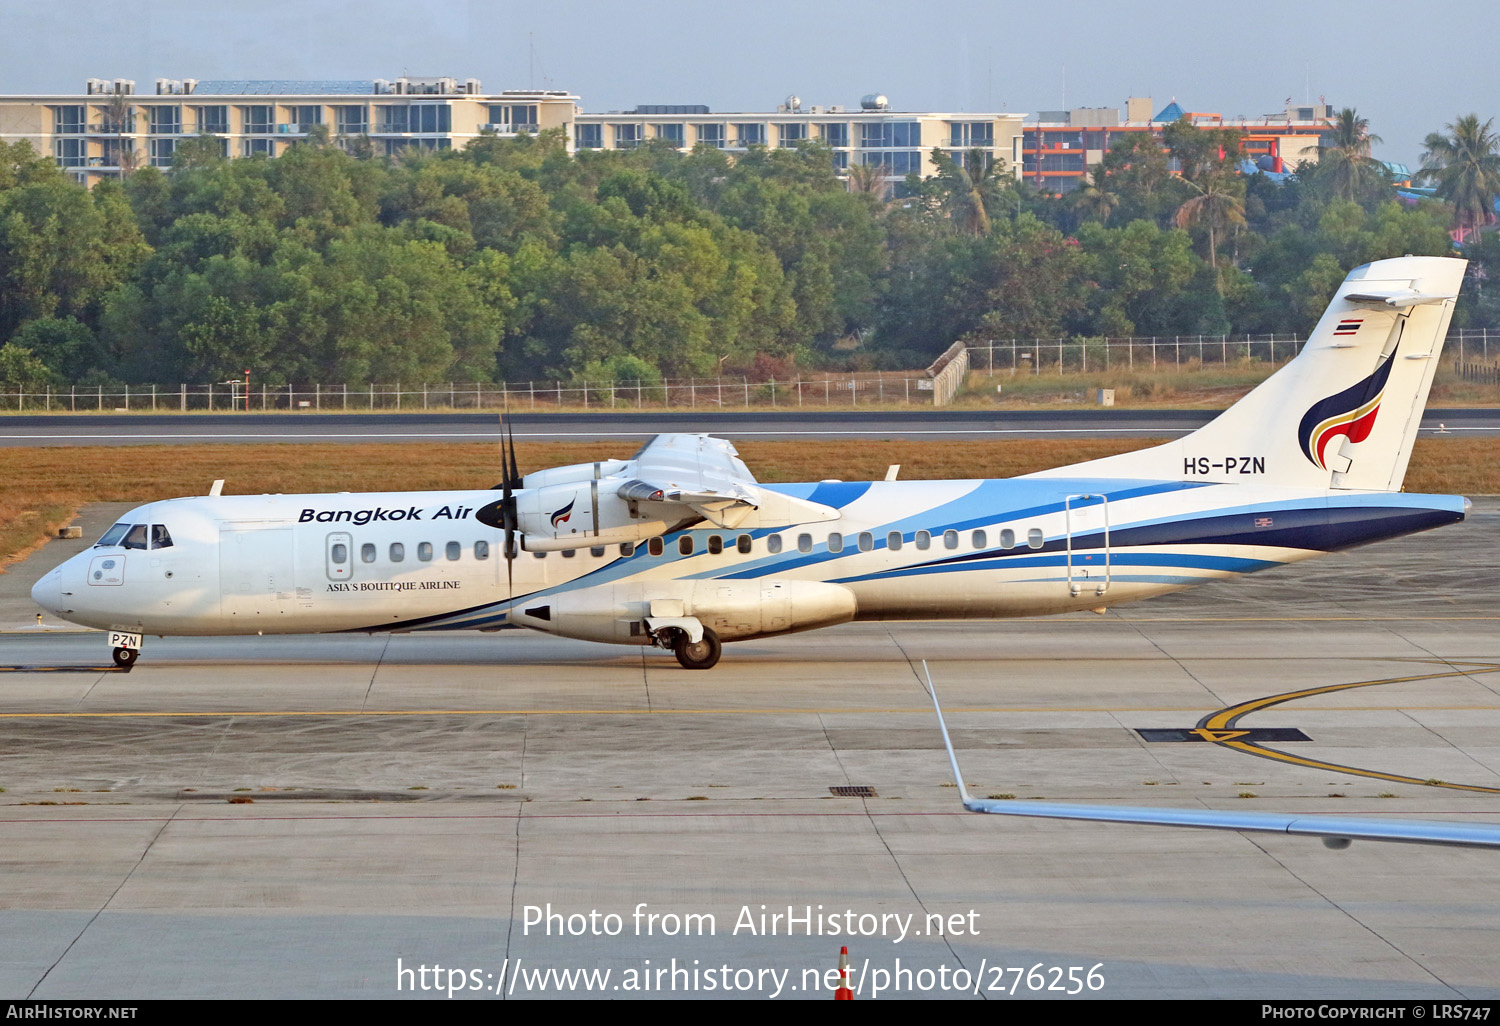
1197,663 -> 1500,794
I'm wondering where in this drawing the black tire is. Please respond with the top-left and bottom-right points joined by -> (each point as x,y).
112,646 -> 137,671
673,627 -> 722,670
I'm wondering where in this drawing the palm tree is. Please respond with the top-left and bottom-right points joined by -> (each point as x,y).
1417,114 -> 1500,243
844,160 -> 889,200
96,92 -> 137,180
1071,171 -> 1119,225
1316,108 -> 1388,203
929,147 -> 1010,236
1175,173 -> 1246,284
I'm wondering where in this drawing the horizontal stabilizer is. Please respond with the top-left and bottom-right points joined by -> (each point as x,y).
1344,288 -> 1459,308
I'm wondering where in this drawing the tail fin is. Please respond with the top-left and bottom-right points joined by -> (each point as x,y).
1027,256 -> 1465,492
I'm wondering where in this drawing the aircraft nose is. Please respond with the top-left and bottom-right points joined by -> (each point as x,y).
31,571 -> 61,615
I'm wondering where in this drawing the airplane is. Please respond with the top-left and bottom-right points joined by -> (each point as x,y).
31,255 -> 1471,673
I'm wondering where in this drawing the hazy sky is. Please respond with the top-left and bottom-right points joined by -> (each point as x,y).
1,0 -> 1489,169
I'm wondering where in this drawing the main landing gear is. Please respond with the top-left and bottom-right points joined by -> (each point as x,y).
671,627 -> 722,670
111,647 -> 138,671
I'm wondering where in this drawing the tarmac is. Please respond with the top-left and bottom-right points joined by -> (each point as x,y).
0,501 -> 1498,999
1,408 -> 1498,444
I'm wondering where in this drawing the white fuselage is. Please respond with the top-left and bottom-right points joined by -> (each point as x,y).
31,478 -> 1467,644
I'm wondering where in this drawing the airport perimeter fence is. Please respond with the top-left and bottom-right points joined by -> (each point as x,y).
4,329 -> 1495,413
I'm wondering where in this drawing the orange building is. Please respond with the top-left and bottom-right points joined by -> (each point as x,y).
1020,97 -> 1334,193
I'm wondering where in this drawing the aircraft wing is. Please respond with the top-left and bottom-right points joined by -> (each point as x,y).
925,664 -> 1500,851
619,434 -> 837,529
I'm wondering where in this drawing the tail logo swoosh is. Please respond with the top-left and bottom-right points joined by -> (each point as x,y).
1297,345 -> 1398,470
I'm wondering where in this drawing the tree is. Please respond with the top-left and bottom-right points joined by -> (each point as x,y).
928,147 -> 1010,236
844,161 -> 888,200
96,92 -> 139,180
1418,114 -> 1500,242
1175,174 -> 1246,283
1314,108 -> 1388,204
1069,175 -> 1119,227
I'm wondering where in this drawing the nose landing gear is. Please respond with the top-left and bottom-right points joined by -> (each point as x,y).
106,631 -> 143,671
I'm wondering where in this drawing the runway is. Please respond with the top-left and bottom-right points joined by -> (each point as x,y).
2,407 -> 1499,445
1,505 -> 1499,998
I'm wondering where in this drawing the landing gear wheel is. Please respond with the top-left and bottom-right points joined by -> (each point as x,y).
111,646 -> 137,671
673,627 -> 722,670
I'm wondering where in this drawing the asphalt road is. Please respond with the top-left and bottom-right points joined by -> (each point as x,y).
1,407 -> 1498,445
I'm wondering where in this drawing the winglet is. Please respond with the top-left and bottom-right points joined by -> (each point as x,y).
923,660 -> 977,809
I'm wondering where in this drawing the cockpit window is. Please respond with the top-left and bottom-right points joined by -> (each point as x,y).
150,525 -> 173,549
121,524 -> 149,550
97,523 -> 130,547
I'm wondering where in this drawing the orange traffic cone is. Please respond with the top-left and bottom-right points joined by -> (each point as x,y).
835,945 -> 853,1000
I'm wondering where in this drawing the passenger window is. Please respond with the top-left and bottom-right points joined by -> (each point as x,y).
708,535 -> 723,555
532,549 -> 547,559
648,537 -> 663,556
446,541 -> 461,561
887,531 -> 902,551
797,533 -> 812,553
418,542 -> 433,561
1027,528 -> 1044,549
1000,529 -> 1015,549
590,545 -> 606,557
361,543 -> 376,563
150,525 -> 174,549
475,541 -> 490,560
737,535 -> 752,554
828,532 -> 843,553
122,524 -> 149,550
915,530 -> 930,550
943,530 -> 958,549
390,543 -> 405,562
971,530 -> 987,549
562,549 -> 576,558
857,532 -> 873,552
620,542 -> 635,556
679,536 -> 694,555
331,543 -> 348,564
97,523 -> 130,547
767,535 -> 783,554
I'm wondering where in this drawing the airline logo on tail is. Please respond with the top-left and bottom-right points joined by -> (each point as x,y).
1297,349 -> 1397,470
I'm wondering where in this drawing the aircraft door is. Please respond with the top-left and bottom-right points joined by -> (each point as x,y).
220,527 -> 296,619
325,532 -> 352,581
1064,493 -> 1110,598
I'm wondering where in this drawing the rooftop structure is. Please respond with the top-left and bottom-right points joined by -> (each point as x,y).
0,76 -> 577,185
1022,97 -> 1337,192
572,95 -> 1026,186
0,78 -> 1344,196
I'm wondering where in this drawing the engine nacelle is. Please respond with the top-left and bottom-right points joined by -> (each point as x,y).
521,459 -> 630,491
509,580 -> 858,644
516,480 -> 676,551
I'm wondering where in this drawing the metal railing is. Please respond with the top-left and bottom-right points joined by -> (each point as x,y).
2,330 -> 1493,414
2,374 -> 934,413
968,329 -> 1496,373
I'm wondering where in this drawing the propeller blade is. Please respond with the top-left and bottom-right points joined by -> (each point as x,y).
500,411 -> 517,598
